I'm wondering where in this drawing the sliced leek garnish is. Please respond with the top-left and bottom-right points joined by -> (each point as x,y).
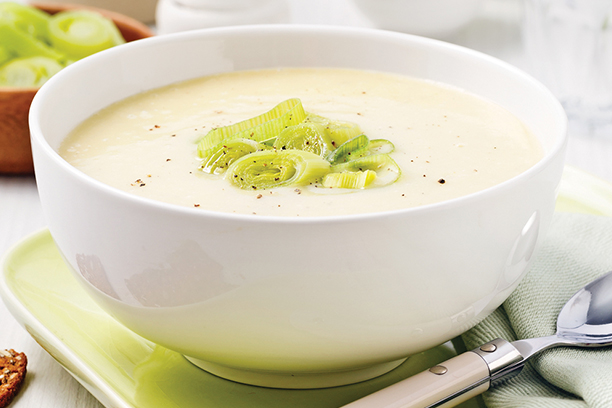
196,98 -> 401,191
331,154 -> 401,188
200,138 -> 267,175
197,98 -> 307,156
327,134 -> 370,164
327,137 -> 396,164
227,149 -> 331,190
368,139 -> 395,154
304,114 -> 362,147
322,170 -> 376,189
273,122 -> 333,157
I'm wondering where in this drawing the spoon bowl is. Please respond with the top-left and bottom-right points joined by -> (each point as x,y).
557,271 -> 612,344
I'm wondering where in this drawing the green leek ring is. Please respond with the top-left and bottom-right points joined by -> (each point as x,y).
227,149 -> 331,190
197,98 -> 307,157
331,153 -> 401,187
200,138 -> 268,175
48,10 -> 124,60
273,122 -> 334,157
322,170 -> 377,189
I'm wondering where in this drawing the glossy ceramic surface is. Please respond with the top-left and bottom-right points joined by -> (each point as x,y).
0,232 -> 478,407
29,25 -> 567,387
1,166 -> 604,408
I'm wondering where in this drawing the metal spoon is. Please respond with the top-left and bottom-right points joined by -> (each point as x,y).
342,270 -> 612,408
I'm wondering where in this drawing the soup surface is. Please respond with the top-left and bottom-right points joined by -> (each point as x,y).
60,68 -> 543,216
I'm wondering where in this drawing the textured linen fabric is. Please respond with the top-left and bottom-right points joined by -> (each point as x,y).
461,212 -> 612,408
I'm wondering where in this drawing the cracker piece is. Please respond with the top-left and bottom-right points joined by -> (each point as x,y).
0,349 -> 27,408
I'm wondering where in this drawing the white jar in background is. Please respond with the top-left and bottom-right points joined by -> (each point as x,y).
156,0 -> 290,35
350,0 -> 481,38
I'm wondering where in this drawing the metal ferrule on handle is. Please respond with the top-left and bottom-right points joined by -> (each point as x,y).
341,339 -> 524,408
471,338 -> 525,386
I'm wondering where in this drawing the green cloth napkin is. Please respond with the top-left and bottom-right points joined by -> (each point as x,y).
461,212 -> 612,408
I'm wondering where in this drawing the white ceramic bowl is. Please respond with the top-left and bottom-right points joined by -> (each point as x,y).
29,25 -> 567,389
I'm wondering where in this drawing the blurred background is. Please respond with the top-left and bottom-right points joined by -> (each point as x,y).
22,0 -> 612,135
3,2 -> 612,407
6,0 -> 612,142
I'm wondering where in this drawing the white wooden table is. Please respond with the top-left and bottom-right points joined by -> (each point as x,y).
1,1 -> 611,407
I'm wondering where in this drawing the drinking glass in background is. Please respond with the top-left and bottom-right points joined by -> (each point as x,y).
523,0 -> 612,134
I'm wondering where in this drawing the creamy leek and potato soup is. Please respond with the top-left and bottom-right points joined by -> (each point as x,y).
60,68 -> 543,217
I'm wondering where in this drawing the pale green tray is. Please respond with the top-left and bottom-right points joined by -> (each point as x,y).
1,166 -> 609,408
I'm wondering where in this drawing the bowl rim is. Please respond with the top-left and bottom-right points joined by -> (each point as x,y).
29,24 -> 568,224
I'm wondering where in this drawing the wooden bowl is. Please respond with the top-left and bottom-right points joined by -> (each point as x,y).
0,3 -> 154,175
